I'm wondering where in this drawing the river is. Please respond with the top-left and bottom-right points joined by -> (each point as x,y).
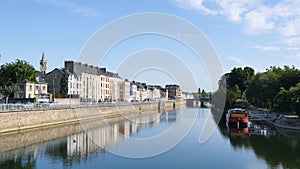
0,108 -> 300,169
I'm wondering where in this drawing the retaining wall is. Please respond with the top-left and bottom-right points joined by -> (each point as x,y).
0,100 -> 185,133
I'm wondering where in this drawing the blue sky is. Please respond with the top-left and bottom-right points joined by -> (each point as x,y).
1,0 -> 300,91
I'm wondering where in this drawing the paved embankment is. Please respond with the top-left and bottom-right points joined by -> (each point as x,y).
0,100 -> 185,133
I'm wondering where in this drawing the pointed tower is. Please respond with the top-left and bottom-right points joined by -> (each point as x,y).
40,52 -> 47,74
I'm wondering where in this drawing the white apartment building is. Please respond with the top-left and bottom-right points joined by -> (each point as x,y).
120,80 -> 130,102
109,73 -> 123,102
147,86 -> 161,101
130,82 -> 138,101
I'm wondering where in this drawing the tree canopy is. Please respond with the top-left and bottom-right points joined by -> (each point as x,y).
0,59 -> 37,103
60,72 -> 69,98
214,65 -> 300,115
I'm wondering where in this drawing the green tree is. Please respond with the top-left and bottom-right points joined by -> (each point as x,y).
214,66 -> 254,109
246,66 -> 299,110
0,59 -> 37,103
198,87 -> 202,99
289,83 -> 300,115
227,67 -> 255,97
202,89 -> 207,99
274,87 -> 293,113
60,72 -> 69,98
246,72 -> 274,109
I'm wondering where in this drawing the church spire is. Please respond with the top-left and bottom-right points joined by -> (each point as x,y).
40,51 -> 47,74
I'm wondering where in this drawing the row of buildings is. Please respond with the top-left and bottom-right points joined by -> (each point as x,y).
5,53 -> 186,103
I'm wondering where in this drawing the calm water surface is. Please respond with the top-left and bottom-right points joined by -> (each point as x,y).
1,108 -> 300,169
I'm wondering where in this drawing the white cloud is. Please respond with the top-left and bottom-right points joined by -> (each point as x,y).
284,52 -> 300,60
281,36 -> 300,46
229,56 -> 246,66
286,47 -> 300,51
171,0 -> 300,44
253,45 -> 280,51
279,19 -> 300,37
244,8 -> 274,34
35,0 -> 98,16
172,0 -> 218,14
216,0 -> 258,22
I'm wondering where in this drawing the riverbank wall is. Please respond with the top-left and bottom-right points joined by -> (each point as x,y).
0,100 -> 185,134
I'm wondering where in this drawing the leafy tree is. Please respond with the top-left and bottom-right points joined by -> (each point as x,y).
290,83 -> 300,115
202,89 -> 208,99
0,59 -> 37,103
246,71 -> 281,109
227,67 -> 255,97
216,65 -> 300,113
218,73 -> 228,89
198,87 -> 201,99
274,87 -> 293,113
246,66 -> 300,110
214,66 -> 254,109
60,72 -> 69,98
274,83 -> 300,115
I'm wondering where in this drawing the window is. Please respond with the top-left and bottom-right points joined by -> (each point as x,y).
42,86 -> 46,91
29,85 -> 32,91
29,94 -> 31,98
19,85 -> 24,90
36,86 -> 39,90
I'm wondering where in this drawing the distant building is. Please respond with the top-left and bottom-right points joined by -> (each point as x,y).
45,68 -> 70,98
181,92 -> 195,99
13,77 -> 49,103
166,84 -> 182,100
136,82 -> 148,101
119,79 -> 130,102
13,53 -> 50,103
40,51 -> 47,75
147,85 -> 162,101
130,82 -> 138,101
108,71 -> 123,102
46,61 -> 129,102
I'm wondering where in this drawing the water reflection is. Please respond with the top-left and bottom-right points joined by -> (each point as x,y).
219,115 -> 300,169
2,109 -> 300,169
0,110 -> 179,168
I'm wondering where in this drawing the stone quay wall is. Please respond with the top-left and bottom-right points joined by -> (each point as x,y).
0,100 -> 185,133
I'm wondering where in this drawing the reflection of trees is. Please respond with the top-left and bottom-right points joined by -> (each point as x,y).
211,106 -> 300,168
250,134 -> 300,169
212,109 -> 300,169
45,139 -> 76,167
228,133 -> 251,150
0,153 -> 36,169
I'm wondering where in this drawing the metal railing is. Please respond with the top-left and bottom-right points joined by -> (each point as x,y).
0,101 -> 162,112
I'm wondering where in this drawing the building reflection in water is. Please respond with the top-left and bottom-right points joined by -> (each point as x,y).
66,111 -> 177,159
0,110 -> 178,168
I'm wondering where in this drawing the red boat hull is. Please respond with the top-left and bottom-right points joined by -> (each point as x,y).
227,117 -> 249,123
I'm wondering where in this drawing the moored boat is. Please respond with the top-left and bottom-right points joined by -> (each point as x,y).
226,108 -> 249,124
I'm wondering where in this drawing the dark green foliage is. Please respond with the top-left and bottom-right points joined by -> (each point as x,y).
274,83 -> 300,115
213,66 -> 254,109
0,59 -> 37,103
246,66 -> 300,112
213,65 -> 300,114
60,72 -> 69,98
227,67 -> 255,96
